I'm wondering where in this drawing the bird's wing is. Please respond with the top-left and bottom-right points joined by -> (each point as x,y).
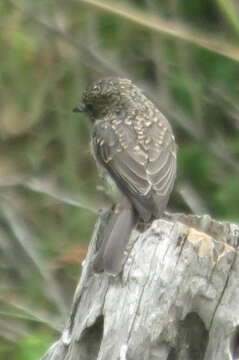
146,122 -> 177,197
92,120 -> 150,195
92,118 -> 176,219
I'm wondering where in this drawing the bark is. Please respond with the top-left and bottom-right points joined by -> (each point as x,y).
41,212 -> 239,360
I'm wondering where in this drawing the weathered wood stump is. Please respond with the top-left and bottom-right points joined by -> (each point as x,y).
42,213 -> 239,360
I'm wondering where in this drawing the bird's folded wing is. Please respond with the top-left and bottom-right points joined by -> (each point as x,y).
92,122 -> 149,195
146,122 -> 177,197
92,121 -> 176,200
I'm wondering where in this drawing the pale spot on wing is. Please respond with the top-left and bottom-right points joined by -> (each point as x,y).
148,146 -> 161,162
129,145 -> 148,166
147,123 -> 166,142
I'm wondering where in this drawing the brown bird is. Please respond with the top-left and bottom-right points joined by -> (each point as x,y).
74,78 -> 176,275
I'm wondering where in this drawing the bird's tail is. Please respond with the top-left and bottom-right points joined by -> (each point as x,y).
93,197 -> 137,275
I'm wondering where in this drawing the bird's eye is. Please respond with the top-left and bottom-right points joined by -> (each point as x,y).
86,104 -> 94,113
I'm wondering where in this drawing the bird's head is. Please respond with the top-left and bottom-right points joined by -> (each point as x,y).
73,77 -> 136,120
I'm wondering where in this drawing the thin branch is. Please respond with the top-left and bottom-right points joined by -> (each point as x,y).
81,0 -> 239,62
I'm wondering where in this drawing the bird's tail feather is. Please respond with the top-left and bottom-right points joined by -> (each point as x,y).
93,197 -> 136,275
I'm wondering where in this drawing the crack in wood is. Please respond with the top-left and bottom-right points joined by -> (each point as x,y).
208,251 -> 237,332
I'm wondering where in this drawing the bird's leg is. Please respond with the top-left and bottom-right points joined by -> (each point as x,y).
137,221 -> 150,232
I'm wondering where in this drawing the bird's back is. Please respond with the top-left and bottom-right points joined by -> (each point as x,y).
91,86 -> 176,221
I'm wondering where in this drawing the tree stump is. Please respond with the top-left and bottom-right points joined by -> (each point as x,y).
41,212 -> 239,360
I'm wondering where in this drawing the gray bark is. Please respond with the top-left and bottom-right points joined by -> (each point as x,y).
41,212 -> 239,360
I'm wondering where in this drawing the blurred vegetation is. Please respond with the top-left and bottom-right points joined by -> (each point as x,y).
0,0 -> 239,358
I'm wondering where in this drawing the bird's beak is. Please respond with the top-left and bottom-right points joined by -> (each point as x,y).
73,103 -> 86,113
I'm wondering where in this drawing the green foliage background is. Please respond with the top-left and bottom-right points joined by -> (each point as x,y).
0,0 -> 239,358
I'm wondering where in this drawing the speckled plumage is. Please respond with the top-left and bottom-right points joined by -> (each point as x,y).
74,77 -> 177,274
81,77 -> 177,221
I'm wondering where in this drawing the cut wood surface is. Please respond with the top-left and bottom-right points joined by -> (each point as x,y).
42,212 -> 239,360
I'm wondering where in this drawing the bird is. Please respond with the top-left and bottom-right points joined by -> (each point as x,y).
73,77 -> 177,275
